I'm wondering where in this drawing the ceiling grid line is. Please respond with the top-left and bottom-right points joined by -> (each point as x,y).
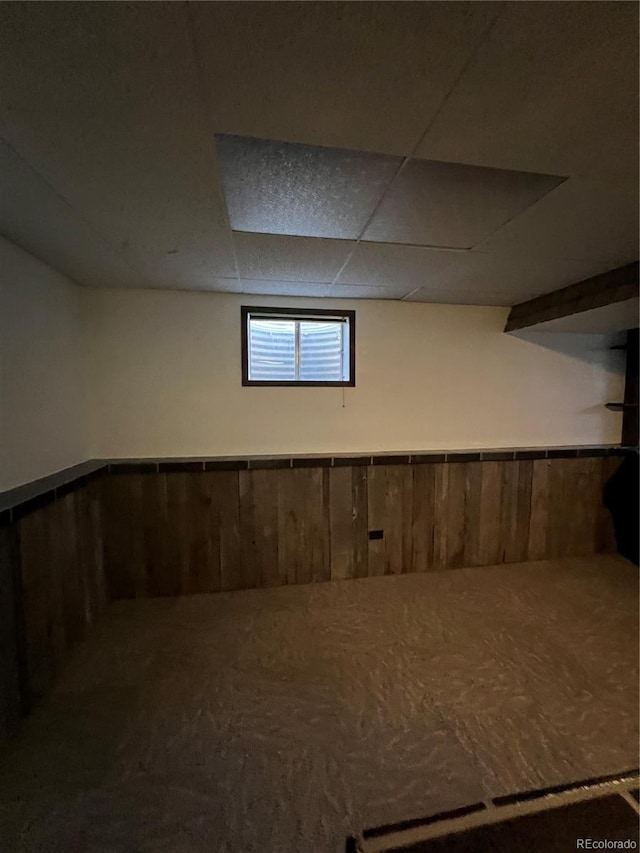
329,2 -> 506,297
184,0 -> 242,289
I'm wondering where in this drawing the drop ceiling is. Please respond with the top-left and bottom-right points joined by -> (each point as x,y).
0,1 -> 637,306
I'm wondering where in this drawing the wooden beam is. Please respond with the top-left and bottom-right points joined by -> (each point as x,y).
505,262 -> 639,332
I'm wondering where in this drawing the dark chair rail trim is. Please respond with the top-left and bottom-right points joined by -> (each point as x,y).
1,447 -> 633,521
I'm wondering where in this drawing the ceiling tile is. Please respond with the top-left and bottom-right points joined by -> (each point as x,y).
0,139 -> 143,289
191,2 -> 500,156
198,278 -> 241,294
416,2 -> 639,177
0,3 -> 237,287
233,232 -> 354,283
363,159 -> 564,249
337,242 -> 464,291
238,280 -> 333,298
330,284 -> 407,301
216,135 -> 400,240
476,178 -> 639,267
406,289 -> 511,306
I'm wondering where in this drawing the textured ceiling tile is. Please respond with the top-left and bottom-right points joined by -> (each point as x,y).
233,232 -> 354,283
476,178 -> 639,267
192,2 -> 500,156
406,289 -> 512,306
416,2 -> 639,177
238,279 -> 333,298
0,3 -> 237,286
198,277 -> 241,294
337,242 -> 462,290
0,139 -> 143,289
330,284 -> 410,300
216,134 -> 400,240
363,159 -> 564,249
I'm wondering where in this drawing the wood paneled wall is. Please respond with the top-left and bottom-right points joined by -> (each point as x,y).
0,452 -> 624,743
0,480 -> 108,741
102,457 -> 621,599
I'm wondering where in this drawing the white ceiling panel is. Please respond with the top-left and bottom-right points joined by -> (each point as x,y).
0,3 -> 237,285
417,2 -> 639,178
336,242 -> 460,291
363,159 -> 564,248
330,284 -> 406,301
406,289 -> 511,307
238,280 -> 333,298
476,178 -> 639,268
0,139 -> 142,289
233,232 -> 354,283
191,2 -> 500,156
216,135 -> 400,240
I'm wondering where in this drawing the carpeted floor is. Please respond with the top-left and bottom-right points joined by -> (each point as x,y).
0,554 -> 637,852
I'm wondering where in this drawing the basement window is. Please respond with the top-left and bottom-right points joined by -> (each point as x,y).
241,306 -> 355,386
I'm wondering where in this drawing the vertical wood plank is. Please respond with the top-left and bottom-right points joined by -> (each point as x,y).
432,463 -> 449,569
59,492 -> 83,651
143,473 -> 175,597
411,464 -> 436,573
211,471 -> 240,593
238,471 -> 263,590
384,466 -> 405,575
505,460 -> 533,564
314,469 -> 331,583
0,523 -> 22,735
278,468 -> 330,587
366,466 -> 407,576
101,474 -> 135,600
19,508 -> 53,701
462,462 -> 483,567
278,469 -> 305,587
367,465 -> 386,577
352,467 -> 369,579
446,462 -> 467,569
528,459 -> 550,560
477,462 -> 503,566
46,499 -> 66,680
165,473 -> 190,594
252,470 -> 280,588
546,459 -> 568,559
329,467 -> 354,581
400,466 -> 413,574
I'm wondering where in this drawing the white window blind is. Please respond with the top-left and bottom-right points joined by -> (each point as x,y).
246,312 -> 351,383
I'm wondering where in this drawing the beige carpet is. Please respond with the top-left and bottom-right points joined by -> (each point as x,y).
0,555 -> 638,852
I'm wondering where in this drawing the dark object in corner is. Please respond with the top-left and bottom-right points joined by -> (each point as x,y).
604,452 -> 639,565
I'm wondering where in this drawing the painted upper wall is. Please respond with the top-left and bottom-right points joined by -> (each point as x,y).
0,237 -> 90,491
85,288 -> 625,459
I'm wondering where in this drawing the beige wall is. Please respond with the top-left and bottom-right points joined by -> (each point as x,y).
0,237 -> 90,491
85,288 -> 625,459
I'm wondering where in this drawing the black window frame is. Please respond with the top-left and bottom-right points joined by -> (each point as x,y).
241,305 -> 356,387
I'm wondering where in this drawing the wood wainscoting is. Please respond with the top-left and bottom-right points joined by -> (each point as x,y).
0,478 -> 107,740
101,456 -> 621,600
0,449 -> 625,742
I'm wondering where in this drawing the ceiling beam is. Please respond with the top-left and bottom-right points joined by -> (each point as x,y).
504,261 -> 639,332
